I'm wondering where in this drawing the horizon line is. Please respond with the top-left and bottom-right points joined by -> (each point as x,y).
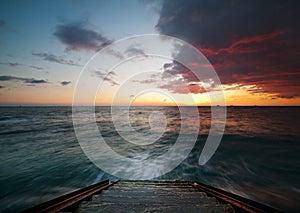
0,104 -> 299,107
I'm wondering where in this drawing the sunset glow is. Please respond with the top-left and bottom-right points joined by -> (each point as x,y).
0,0 -> 299,106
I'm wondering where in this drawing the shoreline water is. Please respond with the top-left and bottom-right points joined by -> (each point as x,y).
0,106 -> 299,212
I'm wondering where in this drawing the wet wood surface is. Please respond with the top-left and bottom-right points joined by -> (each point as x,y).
77,180 -> 234,213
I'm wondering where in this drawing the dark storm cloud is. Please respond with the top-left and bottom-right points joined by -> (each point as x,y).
54,23 -> 112,51
161,61 -> 197,82
93,70 -> 119,86
156,0 -> 300,98
159,61 -> 214,94
60,81 -> 71,86
157,0 -> 299,48
133,62 -> 208,94
0,75 -> 48,84
32,53 -> 81,66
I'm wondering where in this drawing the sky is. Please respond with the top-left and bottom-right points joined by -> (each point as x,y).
0,0 -> 299,106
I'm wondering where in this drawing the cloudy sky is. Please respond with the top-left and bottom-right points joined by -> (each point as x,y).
0,0 -> 299,105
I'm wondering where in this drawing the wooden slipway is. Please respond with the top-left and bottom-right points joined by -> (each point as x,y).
79,180 -> 233,213
23,180 -> 282,213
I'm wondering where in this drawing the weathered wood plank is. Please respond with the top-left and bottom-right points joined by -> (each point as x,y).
92,196 -> 218,205
79,203 -> 234,213
77,181 -> 235,213
100,190 -> 208,197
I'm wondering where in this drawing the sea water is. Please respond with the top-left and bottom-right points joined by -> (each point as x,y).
0,106 -> 299,212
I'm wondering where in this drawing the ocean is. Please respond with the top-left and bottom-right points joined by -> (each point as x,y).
0,106 -> 299,212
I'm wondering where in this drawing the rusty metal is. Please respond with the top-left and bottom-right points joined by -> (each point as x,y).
21,179 -> 114,213
191,182 -> 282,213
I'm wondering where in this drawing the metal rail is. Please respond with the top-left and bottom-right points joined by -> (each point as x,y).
191,181 -> 282,213
21,179 -> 114,213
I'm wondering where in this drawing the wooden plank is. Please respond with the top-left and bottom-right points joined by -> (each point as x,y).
99,190 -> 208,197
79,203 -> 234,213
78,181 -> 234,213
91,195 -> 218,205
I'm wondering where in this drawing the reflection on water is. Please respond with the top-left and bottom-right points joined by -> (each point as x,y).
0,106 -> 299,212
